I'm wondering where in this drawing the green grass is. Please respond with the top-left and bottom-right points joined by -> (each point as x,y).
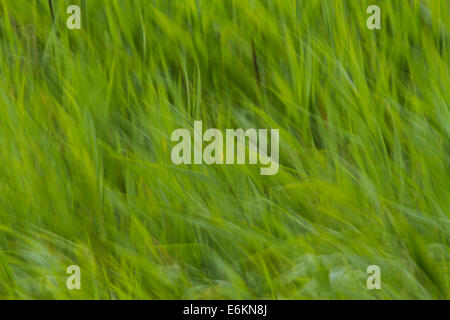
0,0 -> 448,299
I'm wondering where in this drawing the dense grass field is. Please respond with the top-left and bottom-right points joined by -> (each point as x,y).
0,0 -> 448,299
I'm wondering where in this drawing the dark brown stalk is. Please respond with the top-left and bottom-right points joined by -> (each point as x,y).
48,0 -> 55,23
251,38 -> 261,84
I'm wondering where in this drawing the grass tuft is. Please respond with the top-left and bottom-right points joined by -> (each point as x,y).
0,0 -> 448,299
